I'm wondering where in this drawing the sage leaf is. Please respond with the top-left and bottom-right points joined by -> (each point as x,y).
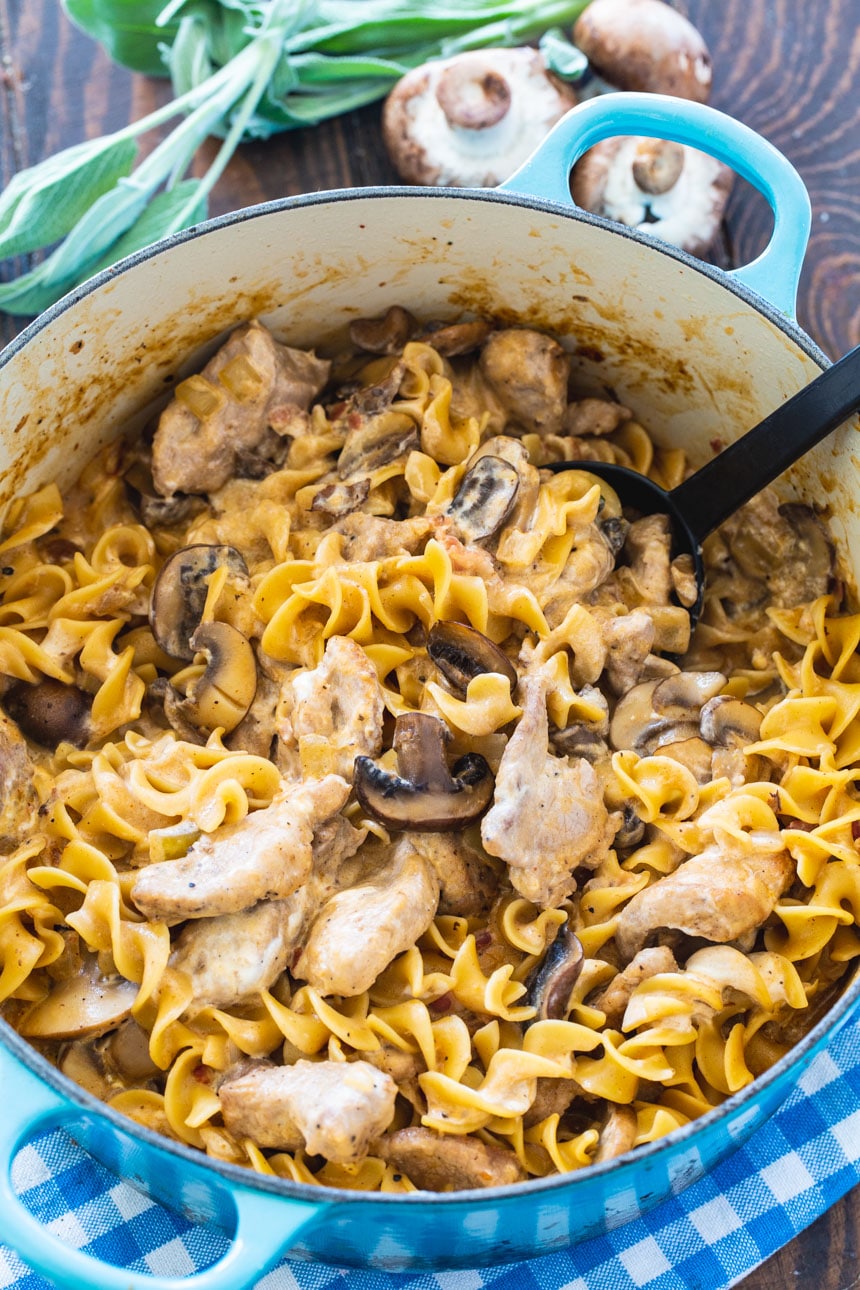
539,28 -> 589,80
78,179 -> 208,281
62,0 -> 177,75
0,136 -> 138,260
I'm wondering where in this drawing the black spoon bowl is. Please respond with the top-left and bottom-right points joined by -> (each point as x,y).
549,343 -> 860,626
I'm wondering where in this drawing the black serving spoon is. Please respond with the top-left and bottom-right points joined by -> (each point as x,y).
549,344 -> 860,626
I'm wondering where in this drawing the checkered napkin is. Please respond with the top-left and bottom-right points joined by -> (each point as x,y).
3,1019 -> 859,1290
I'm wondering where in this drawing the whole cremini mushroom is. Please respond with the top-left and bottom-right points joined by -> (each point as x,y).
570,0 -> 729,256
382,47 -> 578,188
573,0 -> 712,102
571,134 -> 734,257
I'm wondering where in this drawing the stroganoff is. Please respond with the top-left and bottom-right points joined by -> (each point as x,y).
0,309 -> 858,1192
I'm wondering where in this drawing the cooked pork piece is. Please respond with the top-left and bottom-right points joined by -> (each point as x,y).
479,328 -> 569,435
0,711 -> 40,850
170,897 -> 310,1009
614,842 -> 795,961
407,830 -> 499,916
152,321 -> 331,496
331,513 -> 431,562
379,1126 -> 526,1190
591,947 -> 679,1027
522,1077 -> 583,1128
276,636 -> 385,782
131,774 -> 350,922
219,1059 -> 396,1162
624,514 -> 673,604
293,837 -> 440,997
481,674 -> 618,908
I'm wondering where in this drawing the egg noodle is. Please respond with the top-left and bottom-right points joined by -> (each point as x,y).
0,316 -> 858,1192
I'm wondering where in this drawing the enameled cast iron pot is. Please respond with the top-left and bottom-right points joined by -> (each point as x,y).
1,94 -> 858,1290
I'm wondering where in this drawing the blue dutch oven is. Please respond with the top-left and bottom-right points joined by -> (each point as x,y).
0,93 -> 857,1288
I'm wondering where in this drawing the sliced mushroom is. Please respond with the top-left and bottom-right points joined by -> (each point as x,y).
614,804 -> 645,850
20,956 -> 137,1040
442,455 -> 520,543
164,621 -> 257,737
593,1104 -> 638,1163
3,678 -> 92,749
550,725 -> 610,764
651,671 -> 725,719
526,925 -> 584,1021
310,478 -> 371,518
382,47 -> 578,188
657,735 -> 714,783
600,516 -> 630,558
337,411 -> 418,479
609,671 -> 724,755
349,306 -> 418,354
416,318 -> 494,356
427,621 -> 517,696
353,712 -> 494,831
700,695 -> 762,747
608,679 -> 662,754
58,1041 -> 113,1100
102,1019 -> 160,1083
149,544 -> 249,661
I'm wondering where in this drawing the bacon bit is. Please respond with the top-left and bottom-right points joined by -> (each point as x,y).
193,1064 -> 213,1084
347,411 -> 363,430
474,930 -> 493,952
430,992 -> 453,1015
851,820 -> 860,843
710,437 -> 725,453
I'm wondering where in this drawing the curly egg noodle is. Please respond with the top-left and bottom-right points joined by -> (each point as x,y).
0,316 -> 858,1194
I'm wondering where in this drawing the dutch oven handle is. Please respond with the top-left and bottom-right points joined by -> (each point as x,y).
0,1037 -> 323,1290
499,91 -> 812,320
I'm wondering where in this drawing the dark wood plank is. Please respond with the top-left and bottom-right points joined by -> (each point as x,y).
0,4 -> 858,1288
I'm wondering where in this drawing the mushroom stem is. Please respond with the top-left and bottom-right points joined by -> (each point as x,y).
435,58 -> 512,130
631,138 -> 685,194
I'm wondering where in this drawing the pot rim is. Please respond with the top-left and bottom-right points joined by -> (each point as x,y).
4,974 -> 858,1209
0,184 -> 832,376
0,182 -> 852,1211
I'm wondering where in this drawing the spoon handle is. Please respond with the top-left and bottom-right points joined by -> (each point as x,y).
671,343 -> 860,544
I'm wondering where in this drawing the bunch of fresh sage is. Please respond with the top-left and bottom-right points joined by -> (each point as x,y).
0,0 -> 590,316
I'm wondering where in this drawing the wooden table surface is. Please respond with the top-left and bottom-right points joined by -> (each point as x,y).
1,1 -> 858,1286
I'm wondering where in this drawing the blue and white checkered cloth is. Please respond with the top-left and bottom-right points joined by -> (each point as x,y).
3,1019 -> 859,1290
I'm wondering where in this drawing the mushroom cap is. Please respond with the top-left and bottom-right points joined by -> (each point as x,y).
3,677 -> 92,749
572,136 -> 734,257
354,712 -> 494,831
427,621 -> 517,696
573,0 -> 712,102
382,47 -> 578,188
526,925 -> 584,1021
20,956 -> 137,1040
165,621 -> 258,737
442,454 -> 521,543
149,544 -> 249,661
